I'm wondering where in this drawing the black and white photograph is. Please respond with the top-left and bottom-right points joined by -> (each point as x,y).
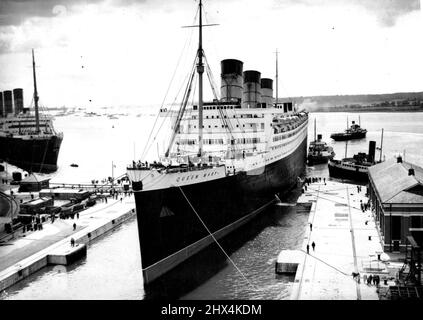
0,0 -> 422,309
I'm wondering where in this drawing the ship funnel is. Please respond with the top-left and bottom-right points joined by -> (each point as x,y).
317,134 -> 322,141
13,88 -> 24,115
0,92 -> 3,117
260,78 -> 273,107
3,90 -> 13,115
220,59 -> 243,102
242,70 -> 261,108
368,141 -> 376,163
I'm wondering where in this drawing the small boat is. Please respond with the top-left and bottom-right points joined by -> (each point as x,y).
328,129 -> 384,182
70,163 -> 79,167
307,119 -> 335,165
330,117 -> 367,141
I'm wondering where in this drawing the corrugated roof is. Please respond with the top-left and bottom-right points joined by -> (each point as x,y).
387,191 -> 423,204
368,158 -> 423,204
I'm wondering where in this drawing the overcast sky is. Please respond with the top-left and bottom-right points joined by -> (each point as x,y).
0,0 -> 422,108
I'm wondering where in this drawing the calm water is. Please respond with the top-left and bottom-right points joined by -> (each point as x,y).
1,111 -> 422,299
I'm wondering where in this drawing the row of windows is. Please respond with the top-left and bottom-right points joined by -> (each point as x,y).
273,131 -> 295,141
177,137 -> 261,145
184,123 -> 264,130
204,139 -> 224,145
272,141 -> 290,150
192,114 -> 264,120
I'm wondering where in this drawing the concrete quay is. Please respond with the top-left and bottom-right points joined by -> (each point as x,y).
0,194 -> 135,293
290,179 -> 399,300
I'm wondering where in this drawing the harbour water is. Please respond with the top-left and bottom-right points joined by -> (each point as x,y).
1,110 -> 422,299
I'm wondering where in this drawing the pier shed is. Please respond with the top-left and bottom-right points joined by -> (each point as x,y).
368,157 -> 423,252
18,174 -> 50,192
39,188 -> 91,201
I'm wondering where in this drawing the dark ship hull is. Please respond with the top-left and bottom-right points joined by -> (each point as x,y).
330,131 -> 366,141
134,137 -> 307,284
328,160 -> 369,181
0,135 -> 63,173
307,154 -> 333,165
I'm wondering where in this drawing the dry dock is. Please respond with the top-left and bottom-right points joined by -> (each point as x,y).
0,194 -> 135,292
290,179 -> 397,300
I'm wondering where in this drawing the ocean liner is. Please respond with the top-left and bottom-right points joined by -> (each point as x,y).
127,0 -> 309,284
0,50 -> 63,173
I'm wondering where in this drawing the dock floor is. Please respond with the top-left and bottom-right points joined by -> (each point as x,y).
0,194 -> 135,292
290,179 -> 392,300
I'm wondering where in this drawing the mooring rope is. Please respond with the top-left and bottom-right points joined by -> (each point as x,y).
177,185 -> 259,291
300,249 -> 351,277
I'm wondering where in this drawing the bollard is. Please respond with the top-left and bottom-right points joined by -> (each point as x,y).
368,236 -> 372,241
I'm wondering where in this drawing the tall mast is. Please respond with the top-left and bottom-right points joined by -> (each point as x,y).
32,49 -> 40,134
345,140 -> 348,159
314,117 -> 316,141
275,48 -> 279,107
197,0 -> 204,157
379,128 -> 384,162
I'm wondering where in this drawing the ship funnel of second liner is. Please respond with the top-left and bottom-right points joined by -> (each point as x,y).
13,88 -> 24,115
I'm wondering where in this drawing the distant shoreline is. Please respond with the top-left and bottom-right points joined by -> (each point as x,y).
308,108 -> 423,113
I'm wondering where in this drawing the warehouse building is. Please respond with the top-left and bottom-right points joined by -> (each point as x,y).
368,157 -> 423,252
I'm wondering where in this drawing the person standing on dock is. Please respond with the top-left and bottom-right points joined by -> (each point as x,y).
310,223 -> 312,231
306,244 -> 310,254
73,223 -> 76,231
70,238 -> 75,247
312,241 -> 316,251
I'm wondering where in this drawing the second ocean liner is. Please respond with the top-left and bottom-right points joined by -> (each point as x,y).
127,0 -> 309,284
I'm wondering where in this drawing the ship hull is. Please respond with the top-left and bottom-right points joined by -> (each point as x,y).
0,135 -> 63,173
330,132 -> 366,141
328,161 -> 369,181
307,155 -> 333,165
134,137 -> 307,284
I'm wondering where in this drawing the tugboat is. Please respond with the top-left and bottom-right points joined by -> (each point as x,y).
127,0 -> 309,284
330,117 -> 367,141
307,118 -> 335,165
0,50 -> 63,173
328,130 -> 384,182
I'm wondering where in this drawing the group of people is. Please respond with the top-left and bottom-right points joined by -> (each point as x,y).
352,273 -> 382,286
360,199 -> 370,212
306,241 -> 316,254
364,274 -> 381,286
304,176 -> 326,185
22,214 -> 44,233
302,176 -> 326,193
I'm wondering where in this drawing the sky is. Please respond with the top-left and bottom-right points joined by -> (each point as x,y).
0,0 -> 422,109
